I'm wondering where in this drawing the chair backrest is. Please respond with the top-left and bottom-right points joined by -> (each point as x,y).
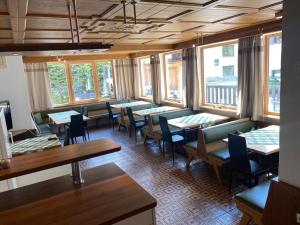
64,127 -> 70,146
69,114 -> 85,138
106,102 -> 113,117
126,107 -> 135,125
228,133 -> 251,174
80,106 -> 88,116
159,116 -> 172,142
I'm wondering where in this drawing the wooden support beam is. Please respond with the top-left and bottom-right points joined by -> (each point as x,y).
7,0 -> 29,44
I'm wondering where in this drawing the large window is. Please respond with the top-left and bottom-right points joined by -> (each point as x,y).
97,61 -> 114,99
265,33 -> 281,115
48,63 -> 70,105
139,57 -> 152,98
202,42 -> 238,107
47,60 -> 114,106
164,51 -> 183,103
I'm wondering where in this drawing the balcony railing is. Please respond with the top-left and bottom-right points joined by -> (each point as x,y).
205,83 -> 238,106
268,84 -> 280,112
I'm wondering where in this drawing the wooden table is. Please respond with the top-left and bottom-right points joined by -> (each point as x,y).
111,101 -> 151,109
0,163 -> 157,225
9,134 -> 61,157
223,125 -> 280,155
133,106 -> 180,116
48,110 -> 89,125
168,112 -> 229,129
0,139 -> 121,183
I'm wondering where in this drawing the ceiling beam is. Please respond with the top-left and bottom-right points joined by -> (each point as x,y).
110,44 -> 174,52
7,0 -> 29,44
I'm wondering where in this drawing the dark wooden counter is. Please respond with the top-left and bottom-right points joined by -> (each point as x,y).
0,163 -> 157,225
0,139 -> 121,181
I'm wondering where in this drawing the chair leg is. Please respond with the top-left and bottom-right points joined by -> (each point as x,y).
185,153 -> 194,167
112,119 -> 115,130
134,129 -> 137,142
171,143 -> 175,165
239,213 -> 252,225
86,129 -> 90,141
144,135 -> 148,144
228,170 -> 232,194
212,164 -> 223,185
162,141 -> 165,157
158,140 -> 162,152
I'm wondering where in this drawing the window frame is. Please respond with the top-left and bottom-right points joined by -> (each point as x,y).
163,49 -> 184,104
47,60 -> 115,107
138,56 -> 153,99
200,40 -> 239,110
263,32 -> 282,116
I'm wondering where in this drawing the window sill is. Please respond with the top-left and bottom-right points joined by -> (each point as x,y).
138,97 -> 153,102
52,98 -> 116,109
161,100 -> 184,108
201,105 -> 236,113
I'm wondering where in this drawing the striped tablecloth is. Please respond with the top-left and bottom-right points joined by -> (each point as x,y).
111,101 -> 151,109
48,110 -> 89,125
10,135 -> 61,156
168,113 -> 229,129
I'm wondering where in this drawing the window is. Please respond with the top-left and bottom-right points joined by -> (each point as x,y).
202,42 -> 238,107
70,63 -> 96,101
265,33 -> 282,115
97,61 -> 114,99
48,63 -> 70,105
139,57 -> 152,98
164,51 -> 183,103
47,60 -> 115,106
222,45 -> 234,57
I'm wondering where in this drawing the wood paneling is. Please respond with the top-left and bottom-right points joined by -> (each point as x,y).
0,163 -> 157,225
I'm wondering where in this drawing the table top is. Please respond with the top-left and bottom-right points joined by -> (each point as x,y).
111,101 -> 151,109
10,135 -> 61,157
0,139 -> 121,181
0,163 -> 157,225
133,106 -> 180,116
224,125 -> 280,155
168,112 -> 229,129
48,110 -> 89,125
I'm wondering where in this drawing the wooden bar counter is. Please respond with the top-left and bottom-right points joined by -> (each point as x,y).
0,163 -> 157,225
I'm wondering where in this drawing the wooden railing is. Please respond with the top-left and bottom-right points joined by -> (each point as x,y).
205,84 -> 238,106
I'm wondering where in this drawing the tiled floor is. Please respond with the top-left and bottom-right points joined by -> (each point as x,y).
81,127 -> 249,225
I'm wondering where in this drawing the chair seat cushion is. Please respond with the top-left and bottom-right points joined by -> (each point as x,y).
250,160 -> 270,176
134,121 -> 146,127
235,180 -> 271,213
172,134 -> 184,143
207,149 -> 230,161
184,141 -> 197,150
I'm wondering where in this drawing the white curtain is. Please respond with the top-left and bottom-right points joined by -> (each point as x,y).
25,63 -> 53,111
112,59 -> 135,100
182,47 -> 201,110
133,58 -> 141,99
237,35 -> 263,119
151,54 -> 163,104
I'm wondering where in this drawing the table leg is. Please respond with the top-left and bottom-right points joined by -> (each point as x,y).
71,162 -> 84,185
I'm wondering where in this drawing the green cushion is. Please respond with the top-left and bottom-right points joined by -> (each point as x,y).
33,113 -> 43,125
184,141 -> 197,150
203,120 -> 256,144
207,149 -> 230,161
235,180 -> 271,213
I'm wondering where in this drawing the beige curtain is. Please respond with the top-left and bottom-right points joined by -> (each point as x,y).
182,47 -> 201,110
24,63 -> 53,111
237,35 -> 263,119
112,59 -> 135,100
133,58 -> 141,99
151,54 -> 163,104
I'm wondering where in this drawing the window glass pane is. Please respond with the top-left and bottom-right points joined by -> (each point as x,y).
203,43 -> 238,106
165,52 -> 183,102
70,63 -> 96,101
48,63 -> 69,105
97,61 -> 114,98
267,35 -> 281,113
140,57 -> 152,97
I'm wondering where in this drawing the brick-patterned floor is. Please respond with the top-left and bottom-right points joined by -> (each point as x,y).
80,127 -> 249,225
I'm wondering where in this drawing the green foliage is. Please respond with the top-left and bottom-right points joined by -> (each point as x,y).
97,62 -> 113,98
48,64 -> 69,105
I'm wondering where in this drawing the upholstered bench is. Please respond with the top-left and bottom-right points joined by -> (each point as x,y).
235,179 -> 272,225
184,118 -> 256,184
143,109 -> 194,148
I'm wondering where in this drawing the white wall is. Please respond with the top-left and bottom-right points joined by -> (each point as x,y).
279,0 -> 300,188
0,56 -> 34,131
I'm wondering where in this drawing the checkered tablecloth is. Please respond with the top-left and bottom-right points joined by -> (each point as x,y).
111,101 -> 151,109
243,126 -> 279,145
133,106 -> 179,116
10,135 -> 61,156
168,113 -> 229,129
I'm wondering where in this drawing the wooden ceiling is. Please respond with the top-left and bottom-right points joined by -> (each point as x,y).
1,0 -> 282,56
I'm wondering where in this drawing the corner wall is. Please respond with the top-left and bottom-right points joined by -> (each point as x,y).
0,56 -> 34,131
